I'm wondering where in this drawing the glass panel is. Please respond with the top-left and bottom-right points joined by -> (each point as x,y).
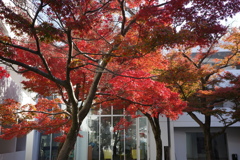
52,133 -> 61,160
39,133 -> 73,160
113,108 -> 124,115
39,134 -> 51,160
88,116 -> 102,160
126,117 -> 137,160
111,117 -> 123,160
87,114 -> 148,160
139,117 -> 147,160
101,106 -> 111,115
101,117 -> 112,160
212,134 -> 228,160
90,107 -> 101,115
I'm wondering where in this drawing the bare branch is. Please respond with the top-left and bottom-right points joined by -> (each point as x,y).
15,110 -> 71,117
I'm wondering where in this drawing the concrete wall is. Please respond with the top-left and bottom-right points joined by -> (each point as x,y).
0,138 -> 17,154
0,151 -> 25,160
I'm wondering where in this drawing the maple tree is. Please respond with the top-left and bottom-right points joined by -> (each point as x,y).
0,0 -> 240,160
155,28 -> 240,160
97,68 -> 186,160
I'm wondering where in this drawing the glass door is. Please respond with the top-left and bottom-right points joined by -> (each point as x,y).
87,114 -> 148,160
137,117 -> 148,160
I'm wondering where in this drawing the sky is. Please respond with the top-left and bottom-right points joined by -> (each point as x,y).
222,13 -> 240,28
191,13 -> 240,52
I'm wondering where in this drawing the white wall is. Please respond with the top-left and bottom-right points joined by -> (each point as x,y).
25,130 -> 40,160
173,112 -> 240,128
174,128 -> 187,160
75,131 -> 88,160
148,121 -> 156,160
0,73 -> 35,105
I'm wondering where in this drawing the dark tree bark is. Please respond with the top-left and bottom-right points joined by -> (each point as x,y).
146,113 -> 162,160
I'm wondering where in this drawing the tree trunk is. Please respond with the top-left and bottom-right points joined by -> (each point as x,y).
204,115 -> 213,160
155,131 -> 162,160
204,130 -> 213,160
56,125 -> 79,160
188,110 -> 214,160
56,100 -> 80,160
145,114 -> 162,160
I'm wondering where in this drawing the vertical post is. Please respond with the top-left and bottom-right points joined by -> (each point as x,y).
25,130 -> 40,160
99,110 -> 101,160
74,131 -> 88,160
167,118 -> 171,147
49,133 -> 52,160
164,118 -> 171,160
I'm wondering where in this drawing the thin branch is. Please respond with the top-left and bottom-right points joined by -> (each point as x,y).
31,0 -> 44,28
89,62 -> 157,80
16,110 -> 71,117
182,52 -> 199,68
0,40 -> 39,55
96,92 -> 161,107
118,0 -> 126,36
0,61 -> 30,73
72,42 -> 98,62
212,118 -> 240,138
84,0 -> 111,15
187,112 -> 205,128
0,56 -> 66,86
66,29 -> 74,82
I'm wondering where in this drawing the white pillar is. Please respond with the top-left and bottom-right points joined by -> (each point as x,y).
25,130 -> 40,160
75,131 -> 89,160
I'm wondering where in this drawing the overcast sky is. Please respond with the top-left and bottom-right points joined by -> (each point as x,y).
222,13 -> 240,28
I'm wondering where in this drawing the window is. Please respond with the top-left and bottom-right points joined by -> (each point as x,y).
186,132 -> 228,160
87,106 -> 148,160
38,133 -> 74,160
236,65 -> 240,69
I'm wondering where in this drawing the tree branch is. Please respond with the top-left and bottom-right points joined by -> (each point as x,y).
188,111 -> 204,128
0,56 -> 66,86
15,110 -> 71,117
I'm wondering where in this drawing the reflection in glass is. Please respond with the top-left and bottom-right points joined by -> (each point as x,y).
87,106 -> 148,160
125,117 -> 137,160
101,117 -> 112,160
139,118 -> 147,160
88,116 -> 103,160
39,133 -> 74,160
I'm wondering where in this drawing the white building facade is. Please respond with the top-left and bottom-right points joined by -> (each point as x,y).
0,2 -> 239,157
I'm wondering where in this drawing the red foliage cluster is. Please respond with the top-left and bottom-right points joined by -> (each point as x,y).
0,66 -> 9,79
113,118 -> 133,132
98,70 -> 186,120
0,98 -> 69,140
